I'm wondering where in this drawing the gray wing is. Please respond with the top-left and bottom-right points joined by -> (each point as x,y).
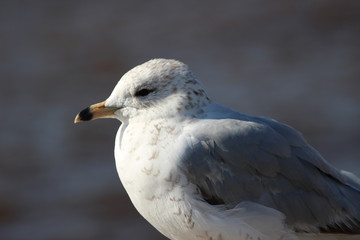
180,115 -> 360,233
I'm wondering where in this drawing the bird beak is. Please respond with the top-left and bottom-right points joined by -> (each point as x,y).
74,101 -> 119,123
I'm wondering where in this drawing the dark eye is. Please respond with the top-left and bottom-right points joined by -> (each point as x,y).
135,88 -> 155,97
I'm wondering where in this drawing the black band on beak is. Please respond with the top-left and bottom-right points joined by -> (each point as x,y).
78,107 -> 93,121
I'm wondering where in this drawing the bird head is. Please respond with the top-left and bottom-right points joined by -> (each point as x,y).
74,59 -> 210,124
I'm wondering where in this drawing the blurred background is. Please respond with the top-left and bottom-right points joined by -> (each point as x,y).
1,0 -> 359,239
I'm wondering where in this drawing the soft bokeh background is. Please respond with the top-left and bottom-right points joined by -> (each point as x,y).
1,1 -> 359,239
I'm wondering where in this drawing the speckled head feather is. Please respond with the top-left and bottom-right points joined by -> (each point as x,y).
105,59 -> 210,122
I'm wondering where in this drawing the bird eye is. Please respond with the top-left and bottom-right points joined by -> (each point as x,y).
135,88 -> 155,97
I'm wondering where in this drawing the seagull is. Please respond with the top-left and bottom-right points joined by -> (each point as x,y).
74,59 -> 360,240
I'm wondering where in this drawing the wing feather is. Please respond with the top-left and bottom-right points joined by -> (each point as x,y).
180,114 -> 360,233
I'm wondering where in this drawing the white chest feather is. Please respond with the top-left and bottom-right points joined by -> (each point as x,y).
114,120 -> 199,239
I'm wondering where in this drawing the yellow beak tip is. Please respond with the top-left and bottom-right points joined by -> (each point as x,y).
74,115 -> 81,124
74,106 -> 93,123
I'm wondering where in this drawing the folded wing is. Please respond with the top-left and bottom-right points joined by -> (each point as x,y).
181,114 -> 360,233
